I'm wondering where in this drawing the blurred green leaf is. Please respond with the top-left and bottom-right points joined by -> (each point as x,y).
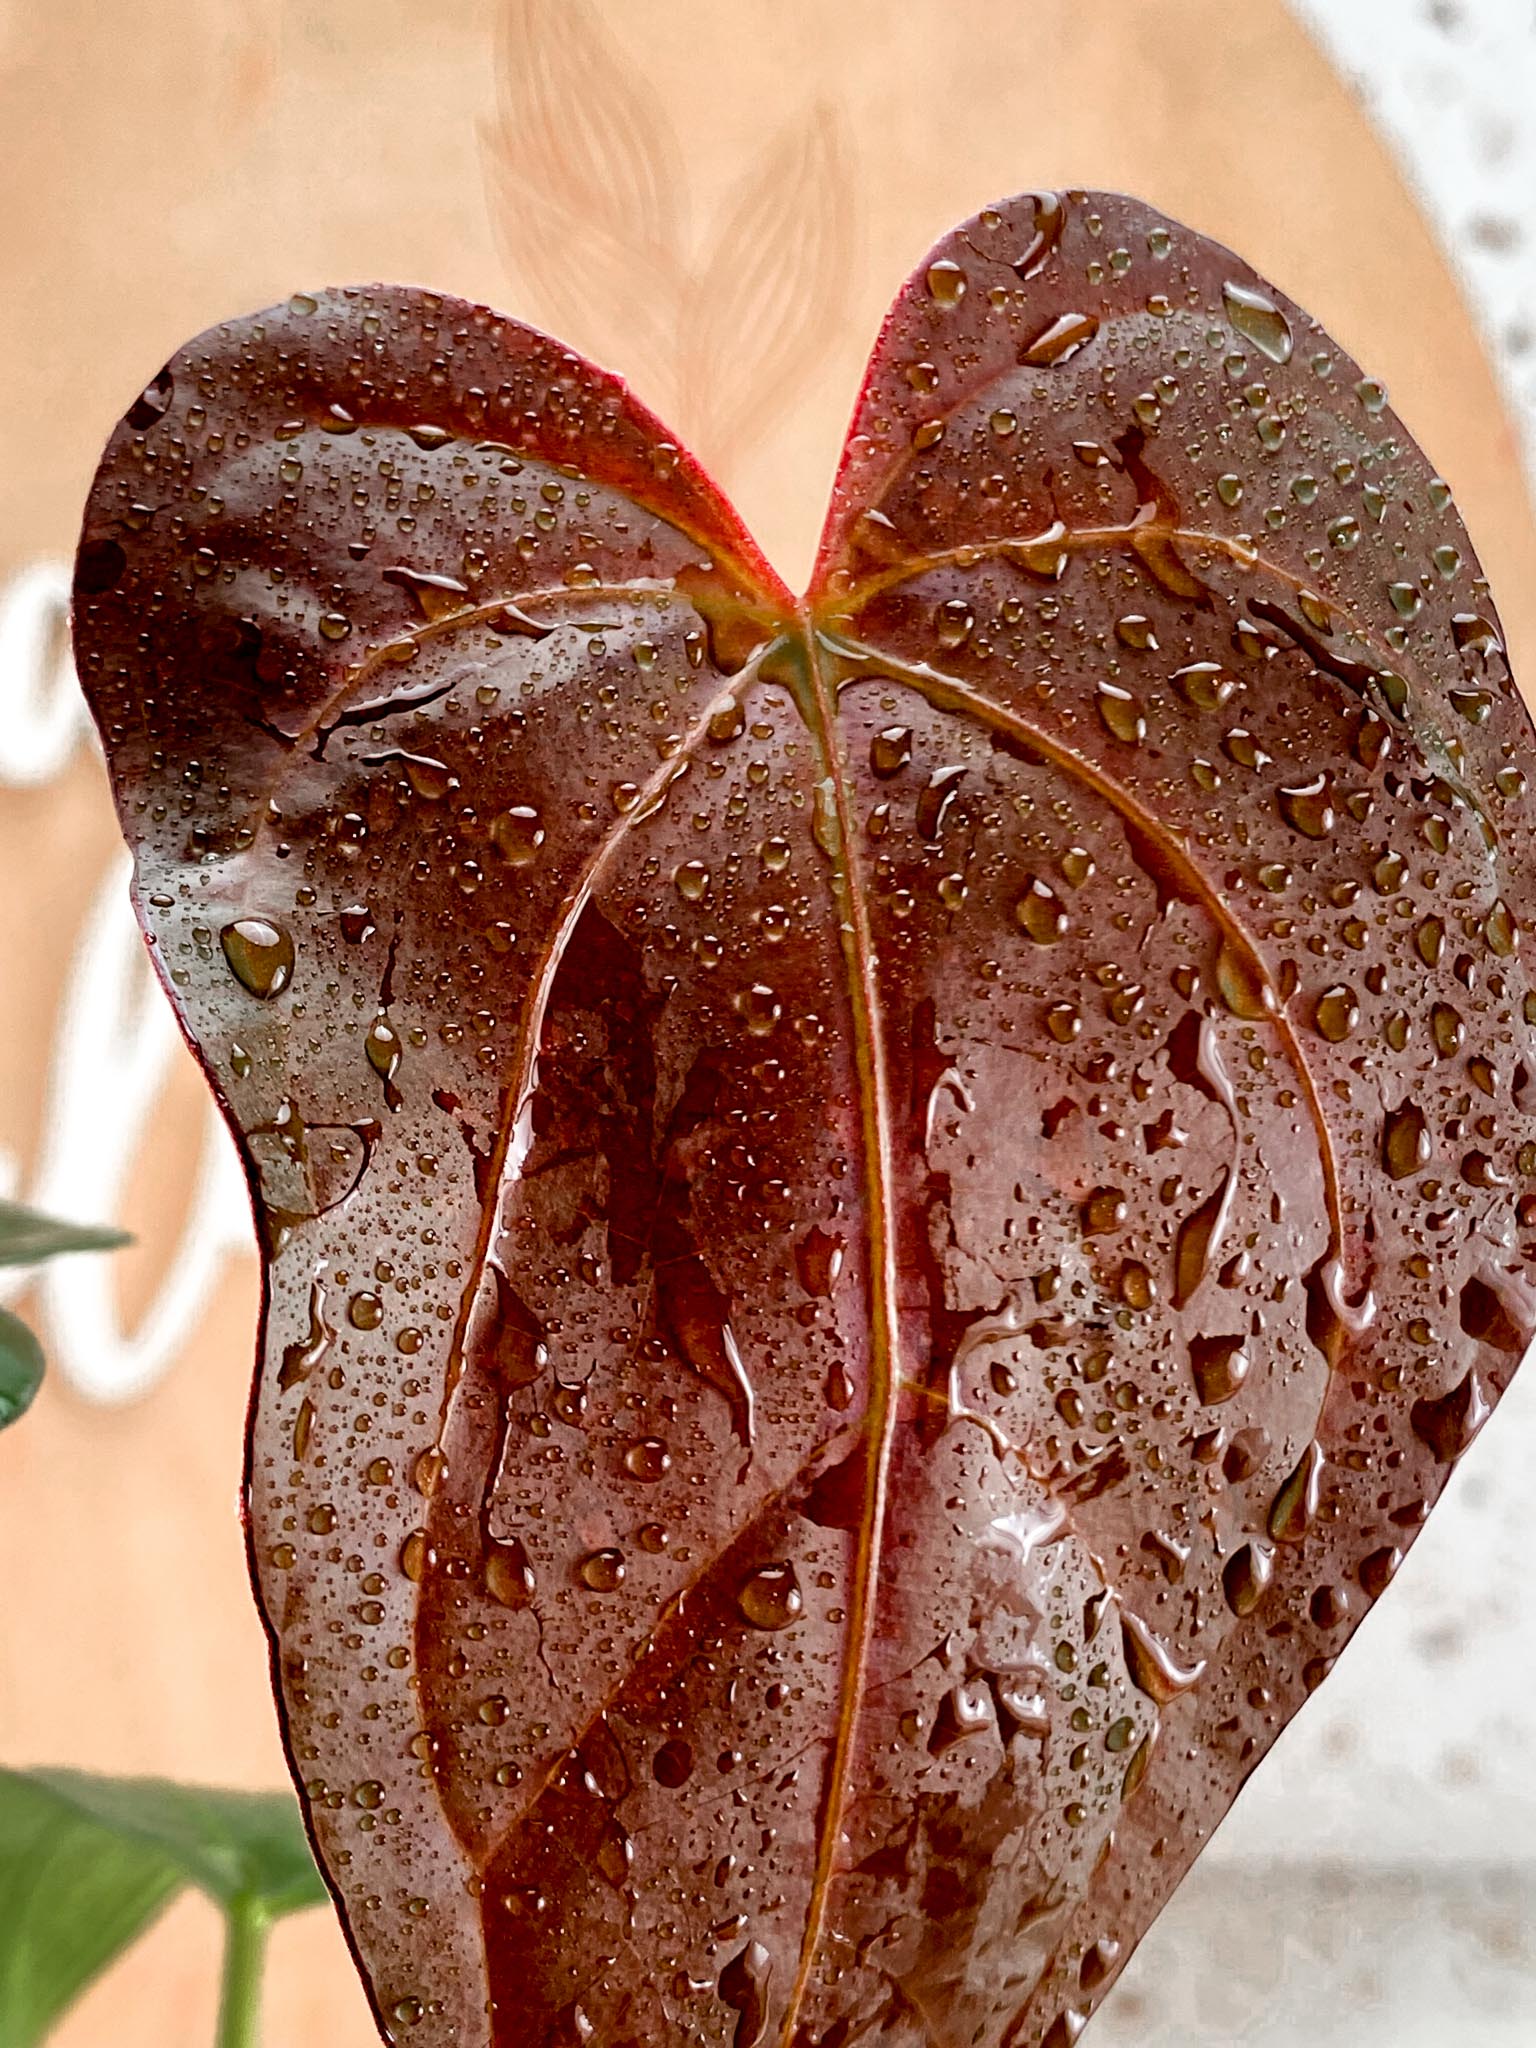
0,1199 -> 130,1269
0,1769 -> 326,2047
0,1308 -> 45,1431
23,1772 -> 328,1916
0,1772 -> 181,2048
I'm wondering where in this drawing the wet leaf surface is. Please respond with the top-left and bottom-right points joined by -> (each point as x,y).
73,192 -> 1536,2047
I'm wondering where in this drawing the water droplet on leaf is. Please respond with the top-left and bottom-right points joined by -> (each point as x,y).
221,918 -> 294,999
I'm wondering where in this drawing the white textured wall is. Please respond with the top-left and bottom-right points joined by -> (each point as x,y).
1290,0 -> 1536,496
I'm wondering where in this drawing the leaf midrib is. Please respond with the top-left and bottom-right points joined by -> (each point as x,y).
771,619 -> 903,2048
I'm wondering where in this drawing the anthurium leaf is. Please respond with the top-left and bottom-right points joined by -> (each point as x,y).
0,1307 -> 45,1430
0,1198 -> 130,1268
72,193 -> 1535,2048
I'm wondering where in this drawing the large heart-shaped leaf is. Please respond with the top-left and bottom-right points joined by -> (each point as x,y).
72,192 -> 1536,2048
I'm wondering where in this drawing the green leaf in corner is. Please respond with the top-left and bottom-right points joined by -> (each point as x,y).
0,1308 -> 45,1430
0,1771 -> 181,2048
23,1772 -> 328,1917
0,1769 -> 326,2048
0,1198 -> 131,1269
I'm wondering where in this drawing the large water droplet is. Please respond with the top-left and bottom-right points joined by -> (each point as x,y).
795,1226 -> 845,1298
1173,1170 -> 1232,1306
1314,985 -> 1359,1042
1097,683 -> 1145,745
917,764 -> 966,839
490,806 -> 545,866
1486,899 -> 1519,957
1222,1541 -> 1273,1616
366,1016 -> 403,1111
1015,876 -> 1068,944
1173,661 -> 1235,712
1221,280 -> 1294,364
737,1561 -> 803,1631
1080,1940 -> 1121,1995
660,1257 -> 756,1450
623,1437 -> 672,1482
1411,1369 -> 1490,1464
1022,310 -> 1099,366
870,726 -> 914,777
1359,1546 -> 1401,1600
1382,1101 -> 1430,1180
1269,1441 -> 1325,1544
221,918 -> 294,999
126,366 -> 174,428
1214,941 -> 1274,1019
1041,2009 -> 1087,2048
719,1940 -> 774,2048
1120,1609 -> 1206,1704
348,1289 -> 383,1331
1081,1186 -> 1127,1237
279,1276 -> 334,1391
1167,1011 -> 1237,1117
486,1537 -> 536,1609
366,1018 -> 401,1080
580,1548 -> 625,1593
382,564 -> 470,622
653,1739 -> 693,1787
1190,1332 -> 1249,1405
735,985 -> 781,1037
1013,190 -> 1065,280
1459,1267 -> 1536,1354
1453,612 -> 1504,659
1278,773 -> 1335,839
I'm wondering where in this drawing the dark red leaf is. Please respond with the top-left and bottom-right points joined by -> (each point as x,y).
73,192 -> 1536,2048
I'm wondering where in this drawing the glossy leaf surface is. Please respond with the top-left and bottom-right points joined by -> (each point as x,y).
0,1768 -> 324,2046
73,193 -> 1536,2048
